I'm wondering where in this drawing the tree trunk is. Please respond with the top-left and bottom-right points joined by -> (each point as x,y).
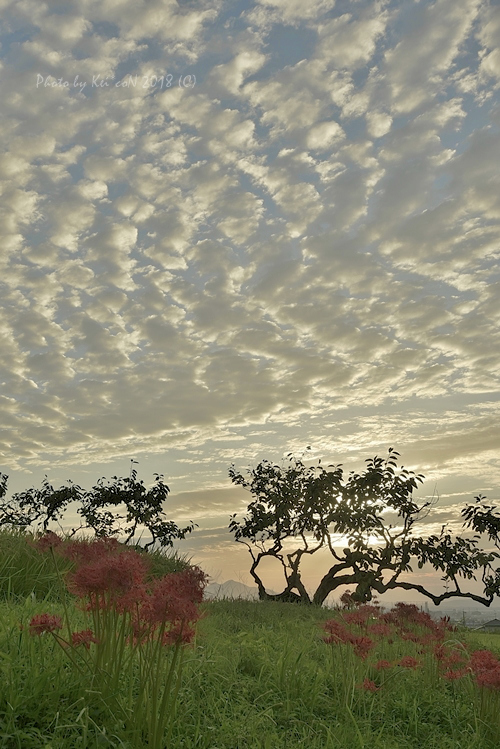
249,551 -> 310,603
312,563 -> 354,605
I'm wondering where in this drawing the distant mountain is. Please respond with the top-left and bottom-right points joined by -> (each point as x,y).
204,579 -> 277,600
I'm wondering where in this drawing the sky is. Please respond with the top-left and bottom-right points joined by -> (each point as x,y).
1,0 -> 499,605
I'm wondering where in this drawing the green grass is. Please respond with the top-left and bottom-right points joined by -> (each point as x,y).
0,528 -> 190,604
1,530 -> 500,747
0,528 -> 71,603
464,631 -> 500,655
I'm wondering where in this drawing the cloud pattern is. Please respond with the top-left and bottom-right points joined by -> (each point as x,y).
1,0 -> 499,590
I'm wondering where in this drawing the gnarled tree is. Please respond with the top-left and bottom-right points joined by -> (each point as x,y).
228,449 -> 500,607
0,467 -> 196,549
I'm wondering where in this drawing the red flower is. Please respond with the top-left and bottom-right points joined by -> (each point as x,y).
399,656 -> 419,669
434,644 -> 447,661
114,582 -> 149,616
61,537 -> 122,565
161,622 -> 196,646
368,622 -> 393,638
400,631 -> 419,642
31,531 -> 63,553
71,629 -> 98,649
470,649 -> 500,674
142,572 -> 201,627
170,566 -> 207,604
323,619 -> 373,659
343,605 -> 379,627
470,649 -> 500,690
359,678 -> 379,693
29,613 -> 63,635
352,635 -> 374,660
67,548 -> 148,603
475,668 -> 500,689
375,659 -> 392,670
323,619 -> 352,645
443,668 -> 468,681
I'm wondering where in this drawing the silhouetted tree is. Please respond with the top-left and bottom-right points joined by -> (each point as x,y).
0,467 -> 195,549
228,449 -> 500,607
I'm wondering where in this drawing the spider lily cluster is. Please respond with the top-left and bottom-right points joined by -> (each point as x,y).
322,599 -> 500,719
28,532 -> 207,748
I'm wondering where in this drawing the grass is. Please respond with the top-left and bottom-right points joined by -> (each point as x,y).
0,528 -> 191,603
1,529 -> 500,747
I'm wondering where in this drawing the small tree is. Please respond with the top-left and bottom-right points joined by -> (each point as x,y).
0,474 -> 81,532
0,467 -> 196,549
228,449 -> 500,607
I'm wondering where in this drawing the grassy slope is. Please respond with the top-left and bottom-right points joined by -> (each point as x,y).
1,531 -> 500,748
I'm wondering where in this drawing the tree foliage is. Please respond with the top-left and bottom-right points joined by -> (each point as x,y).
0,467 -> 195,549
228,449 -> 500,607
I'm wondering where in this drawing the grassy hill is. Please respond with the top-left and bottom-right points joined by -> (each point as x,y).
1,529 -> 500,748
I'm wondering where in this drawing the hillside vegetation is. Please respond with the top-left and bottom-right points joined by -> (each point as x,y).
1,530 -> 500,748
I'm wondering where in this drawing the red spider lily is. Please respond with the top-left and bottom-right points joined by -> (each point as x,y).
30,531 -> 63,553
470,649 -> 500,673
443,668 -> 468,681
439,615 -> 456,632
351,635 -> 374,660
475,668 -> 500,689
399,656 -> 420,669
343,604 -> 379,627
359,678 -> 379,693
367,622 -> 393,638
432,642 -> 468,684
470,649 -> 500,690
374,659 -> 392,670
323,619 -> 353,645
388,603 -> 450,635
30,532 -> 207,748
400,631 -> 420,643
393,603 -> 423,621
67,549 -> 148,603
71,629 -> 99,649
29,613 -> 63,635
161,622 -> 196,646
380,612 -> 398,626
176,566 -> 207,603
60,537 -> 122,565
434,644 -> 447,661
115,587 -> 149,617
323,619 -> 373,659
142,568 -> 206,627
444,649 -> 466,666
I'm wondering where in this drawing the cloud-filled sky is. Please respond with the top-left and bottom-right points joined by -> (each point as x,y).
1,0 -> 499,601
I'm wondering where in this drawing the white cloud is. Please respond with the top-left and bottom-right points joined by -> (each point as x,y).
366,111 -> 392,138
383,0 -> 481,114
208,49 -> 267,95
254,0 -> 337,23
306,120 -> 345,150
316,7 -> 390,69
0,1 -> 498,591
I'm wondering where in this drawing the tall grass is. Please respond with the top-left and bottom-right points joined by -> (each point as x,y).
1,529 -> 500,747
0,528 -> 71,602
0,528 -> 190,603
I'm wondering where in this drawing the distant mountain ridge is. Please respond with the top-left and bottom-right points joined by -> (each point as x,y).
204,579 -> 277,600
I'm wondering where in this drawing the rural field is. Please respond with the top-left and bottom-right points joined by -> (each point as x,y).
1,530 -> 500,749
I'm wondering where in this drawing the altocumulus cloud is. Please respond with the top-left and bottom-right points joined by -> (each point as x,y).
0,0 -> 499,576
